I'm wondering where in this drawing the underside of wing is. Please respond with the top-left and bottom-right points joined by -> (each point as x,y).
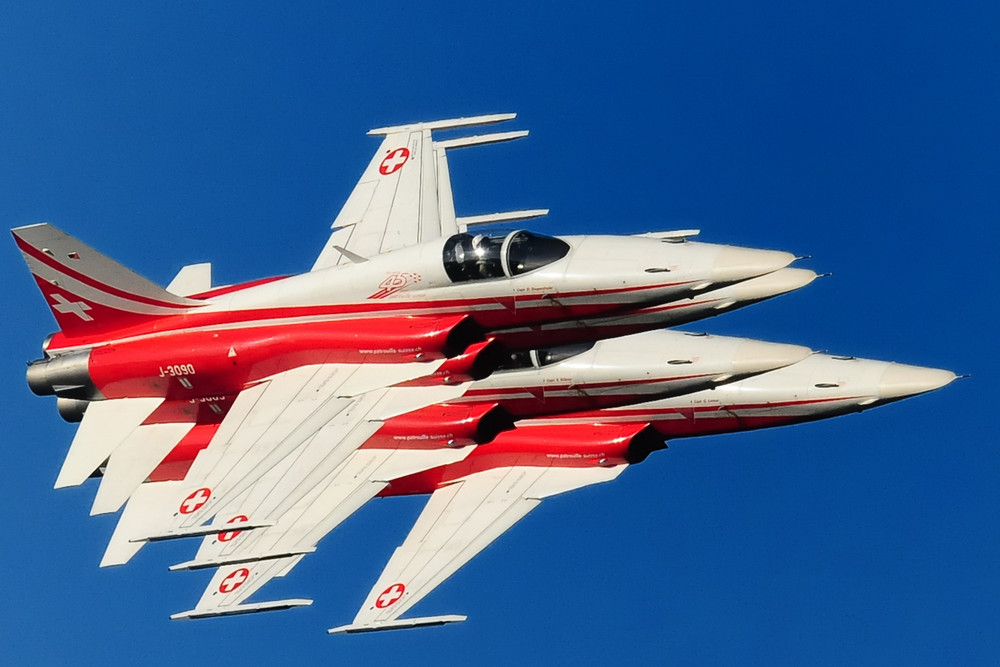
101,360 -> 449,567
328,464 -> 628,634
169,448 -> 472,619
167,390 -> 474,619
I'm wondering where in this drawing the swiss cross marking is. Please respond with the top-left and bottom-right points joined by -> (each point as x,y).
218,567 -> 250,594
51,293 -> 94,322
378,147 -> 410,175
375,582 -> 406,608
217,514 -> 249,542
179,487 -> 211,514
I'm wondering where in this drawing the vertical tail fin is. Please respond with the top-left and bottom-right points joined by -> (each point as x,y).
12,223 -> 206,337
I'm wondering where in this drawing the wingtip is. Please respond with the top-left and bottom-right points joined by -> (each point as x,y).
368,113 -> 518,136
328,614 -> 468,635
171,599 -> 313,620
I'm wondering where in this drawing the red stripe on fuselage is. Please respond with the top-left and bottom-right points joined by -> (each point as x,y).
188,276 -> 288,299
45,280 -> 689,353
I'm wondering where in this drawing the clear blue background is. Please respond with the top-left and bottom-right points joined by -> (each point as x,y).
1,2 -> 996,664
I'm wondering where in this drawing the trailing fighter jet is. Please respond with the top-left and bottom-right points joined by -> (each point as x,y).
328,354 -> 957,633
156,330 -> 812,619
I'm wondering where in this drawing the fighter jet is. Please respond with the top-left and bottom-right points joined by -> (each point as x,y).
328,354 -> 957,633
135,338 -> 954,628
11,114 -> 954,634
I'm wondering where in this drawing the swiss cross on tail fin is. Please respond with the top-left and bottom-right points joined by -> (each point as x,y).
49,293 -> 93,321
11,223 -> 207,338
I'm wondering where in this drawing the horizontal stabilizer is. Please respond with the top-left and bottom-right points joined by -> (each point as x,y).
328,615 -> 467,635
133,519 -> 275,543
434,130 -> 528,151
55,397 -> 164,489
168,548 -> 316,571
171,599 -> 312,620
368,113 -> 515,136
457,209 -> 549,230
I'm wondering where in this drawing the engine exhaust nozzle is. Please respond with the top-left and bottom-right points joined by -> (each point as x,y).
26,350 -> 99,400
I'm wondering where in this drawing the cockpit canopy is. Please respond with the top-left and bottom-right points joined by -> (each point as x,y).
443,230 -> 570,283
497,341 -> 596,372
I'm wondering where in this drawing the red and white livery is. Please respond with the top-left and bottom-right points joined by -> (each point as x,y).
11,113 -> 955,634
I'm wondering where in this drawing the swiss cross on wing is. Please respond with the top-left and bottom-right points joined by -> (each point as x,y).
378,147 -> 410,175
375,582 -> 406,608
218,567 -> 251,594
179,487 -> 211,515
217,514 -> 249,543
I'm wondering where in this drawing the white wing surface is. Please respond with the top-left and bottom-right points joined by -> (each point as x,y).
328,464 -> 628,634
101,361 -> 446,567
311,113 -> 527,270
170,442 -> 472,619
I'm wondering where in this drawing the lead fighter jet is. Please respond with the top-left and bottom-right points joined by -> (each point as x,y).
13,114 -> 955,633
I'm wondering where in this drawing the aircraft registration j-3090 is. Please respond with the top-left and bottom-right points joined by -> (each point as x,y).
12,113 -> 958,633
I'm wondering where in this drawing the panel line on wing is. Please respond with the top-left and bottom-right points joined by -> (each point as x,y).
179,365 -> 358,526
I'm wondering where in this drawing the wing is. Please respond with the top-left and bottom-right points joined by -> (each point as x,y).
169,442 -> 472,619
100,360 -> 450,567
327,464 -> 628,634
311,113 -> 534,270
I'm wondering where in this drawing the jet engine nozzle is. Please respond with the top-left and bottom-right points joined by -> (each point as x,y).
26,351 -> 100,400
56,397 -> 90,422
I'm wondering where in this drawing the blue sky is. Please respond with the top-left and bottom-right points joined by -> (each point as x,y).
1,2 -> 996,664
